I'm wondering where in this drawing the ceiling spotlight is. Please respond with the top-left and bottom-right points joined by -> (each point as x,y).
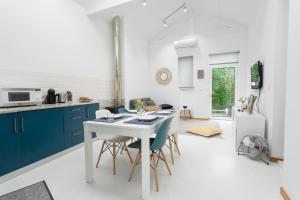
183,5 -> 188,12
142,0 -> 147,6
163,21 -> 168,27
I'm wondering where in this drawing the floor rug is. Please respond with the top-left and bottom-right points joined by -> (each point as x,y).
0,181 -> 54,200
187,126 -> 222,137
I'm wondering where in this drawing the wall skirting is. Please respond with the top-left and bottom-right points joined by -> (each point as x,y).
270,157 -> 284,163
280,187 -> 291,200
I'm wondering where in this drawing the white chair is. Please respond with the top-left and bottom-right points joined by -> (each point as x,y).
95,110 -> 133,175
167,110 -> 181,164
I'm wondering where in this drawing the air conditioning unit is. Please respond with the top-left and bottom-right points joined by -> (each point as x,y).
174,38 -> 198,49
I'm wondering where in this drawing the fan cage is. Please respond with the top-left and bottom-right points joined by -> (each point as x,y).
238,135 -> 269,163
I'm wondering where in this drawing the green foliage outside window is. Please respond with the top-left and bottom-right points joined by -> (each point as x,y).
212,67 -> 235,111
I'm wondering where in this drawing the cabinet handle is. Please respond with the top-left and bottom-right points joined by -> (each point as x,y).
13,118 -> 17,134
87,109 -> 90,118
21,117 -> 24,133
72,116 -> 81,120
72,108 -> 81,112
73,132 -> 81,136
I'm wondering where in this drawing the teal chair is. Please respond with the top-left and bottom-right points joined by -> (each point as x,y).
118,107 -> 127,113
128,117 -> 173,192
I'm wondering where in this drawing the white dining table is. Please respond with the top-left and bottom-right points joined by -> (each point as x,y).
83,112 -> 172,200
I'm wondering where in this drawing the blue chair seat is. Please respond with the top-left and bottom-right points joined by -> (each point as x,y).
128,138 -> 155,149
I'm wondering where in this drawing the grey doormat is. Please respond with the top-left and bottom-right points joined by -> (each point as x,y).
0,181 -> 54,200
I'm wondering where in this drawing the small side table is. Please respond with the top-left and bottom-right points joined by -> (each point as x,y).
180,107 -> 192,119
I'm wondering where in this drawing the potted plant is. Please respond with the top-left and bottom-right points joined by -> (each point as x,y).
135,98 -> 145,116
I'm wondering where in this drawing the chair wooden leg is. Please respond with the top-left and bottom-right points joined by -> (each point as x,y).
124,142 -> 133,163
113,143 -> 116,175
96,141 -> 106,168
120,141 -> 125,155
160,149 -> 172,176
152,152 -> 159,192
188,110 -> 192,118
169,136 -> 174,165
128,150 -> 141,182
173,135 -> 181,155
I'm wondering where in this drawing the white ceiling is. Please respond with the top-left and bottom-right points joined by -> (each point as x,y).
94,0 -> 188,38
187,0 -> 263,26
73,0 -> 94,7
85,0 -> 265,41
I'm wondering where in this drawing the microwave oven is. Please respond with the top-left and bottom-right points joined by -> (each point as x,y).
0,88 -> 42,108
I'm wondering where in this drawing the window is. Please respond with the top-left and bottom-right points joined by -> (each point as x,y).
178,56 -> 193,88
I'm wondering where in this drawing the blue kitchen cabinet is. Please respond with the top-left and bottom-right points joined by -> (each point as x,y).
64,103 -> 99,148
64,110 -> 85,132
0,103 -> 100,177
64,106 -> 85,148
86,104 -> 99,138
19,109 -> 65,167
86,104 -> 99,120
64,128 -> 84,148
0,113 -> 20,176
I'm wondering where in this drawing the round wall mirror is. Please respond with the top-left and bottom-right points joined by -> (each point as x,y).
156,68 -> 172,85
160,73 -> 168,81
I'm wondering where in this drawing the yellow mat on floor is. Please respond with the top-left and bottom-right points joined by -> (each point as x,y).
187,126 -> 222,137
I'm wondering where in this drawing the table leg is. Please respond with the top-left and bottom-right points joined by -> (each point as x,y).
84,124 -> 94,183
141,134 -> 150,200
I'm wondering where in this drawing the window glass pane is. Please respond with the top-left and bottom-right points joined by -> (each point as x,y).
178,56 -> 193,88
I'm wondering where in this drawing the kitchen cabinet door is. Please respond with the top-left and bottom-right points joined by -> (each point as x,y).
0,113 -> 20,176
64,128 -> 84,148
86,104 -> 99,138
19,109 -> 65,167
86,104 -> 99,120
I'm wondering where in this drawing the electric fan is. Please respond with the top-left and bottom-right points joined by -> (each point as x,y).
238,135 -> 270,165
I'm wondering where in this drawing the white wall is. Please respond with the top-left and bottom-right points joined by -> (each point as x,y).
283,0 -> 300,198
148,31 -> 248,118
123,18 -> 150,108
0,0 -> 114,102
247,0 -> 289,158
271,0 -> 289,158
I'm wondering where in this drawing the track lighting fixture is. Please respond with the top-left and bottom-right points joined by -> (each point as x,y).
161,3 -> 188,27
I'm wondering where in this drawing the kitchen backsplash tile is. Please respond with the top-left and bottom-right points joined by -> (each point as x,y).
0,68 -> 115,103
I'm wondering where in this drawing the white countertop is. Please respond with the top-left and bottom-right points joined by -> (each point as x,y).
0,101 -> 99,115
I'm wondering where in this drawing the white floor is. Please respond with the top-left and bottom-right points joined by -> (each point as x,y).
0,120 -> 283,200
